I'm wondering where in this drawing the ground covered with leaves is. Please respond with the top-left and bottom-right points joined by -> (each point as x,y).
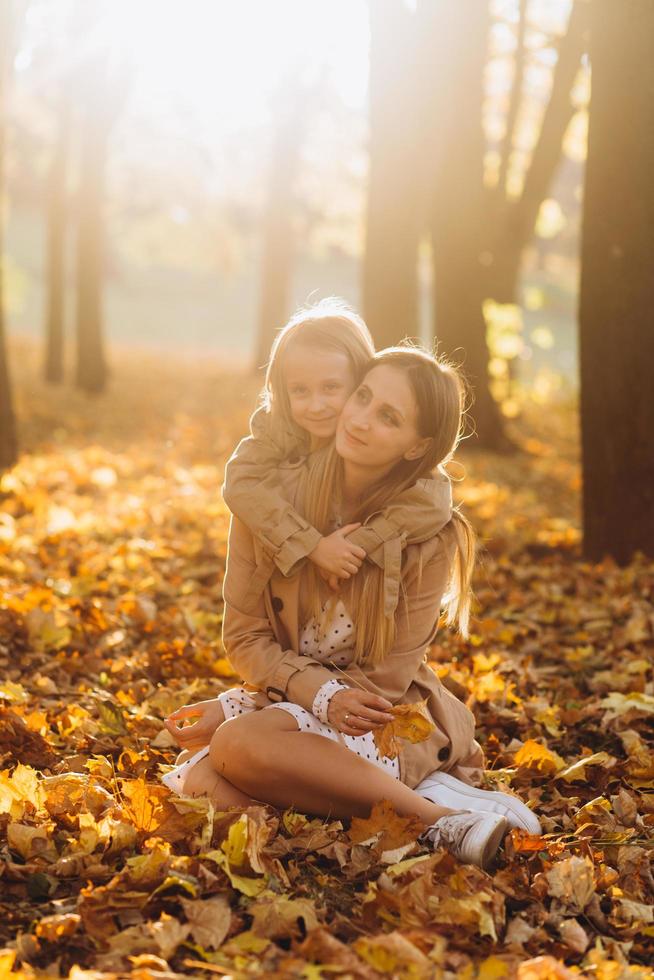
1,340 -> 653,979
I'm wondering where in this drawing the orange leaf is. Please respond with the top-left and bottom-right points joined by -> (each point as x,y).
349,798 -> 426,851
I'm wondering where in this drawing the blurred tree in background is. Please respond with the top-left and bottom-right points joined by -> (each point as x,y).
484,0 -> 587,303
362,0 -> 587,451
74,9 -> 131,394
362,0 -> 421,356
579,0 -> 654,563
0,0 -> 19,469
43,11 -> 73,385
255,78 -> 306,371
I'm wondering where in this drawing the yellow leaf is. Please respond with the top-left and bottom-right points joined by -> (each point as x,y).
203,849 -> 268,897
0,765 -> 43,819
0,681 -> 29,703
385,854 -> 431,878
373,700 -> 435,761
477,955 -> 512,979
223,929 -> 271,954
514,740 -> 565,774
221,813 -> 249,868
354,933 -> 431,977
0,950 -> 17,978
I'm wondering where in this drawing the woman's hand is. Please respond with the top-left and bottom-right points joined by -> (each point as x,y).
309,524 -> 366,578
327,688 -> 395,736
164,699 -> 225,749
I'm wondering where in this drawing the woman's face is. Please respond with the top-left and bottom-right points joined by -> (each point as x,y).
335,365 -> 430,471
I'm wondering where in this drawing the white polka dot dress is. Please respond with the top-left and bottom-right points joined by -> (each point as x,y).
161,596 -> 400,795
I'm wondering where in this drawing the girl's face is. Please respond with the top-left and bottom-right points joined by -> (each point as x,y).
284,345 -> 356,440
335,365 -> 431,471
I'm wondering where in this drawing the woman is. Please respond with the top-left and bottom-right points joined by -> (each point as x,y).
164,348 -> 540,870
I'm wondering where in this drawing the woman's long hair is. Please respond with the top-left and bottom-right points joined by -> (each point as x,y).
262,297 -> 375,445
302,346 -> 476,666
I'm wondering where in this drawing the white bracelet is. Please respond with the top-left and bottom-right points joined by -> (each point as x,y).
312,678 -> 348,724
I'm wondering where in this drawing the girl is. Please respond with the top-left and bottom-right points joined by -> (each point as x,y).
163,346 -> 540,870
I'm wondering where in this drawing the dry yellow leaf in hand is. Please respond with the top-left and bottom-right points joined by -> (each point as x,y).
372,700 -> 436,760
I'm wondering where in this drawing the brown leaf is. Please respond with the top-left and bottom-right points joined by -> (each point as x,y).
558,918 -> 590,954
34,914 -> 81,944
249,892 -> 319,940
180,895 -> 232,950
545,856 -> 595,913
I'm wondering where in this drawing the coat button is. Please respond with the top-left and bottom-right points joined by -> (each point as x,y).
272,596 -> 284,613
438,745 -> 451,761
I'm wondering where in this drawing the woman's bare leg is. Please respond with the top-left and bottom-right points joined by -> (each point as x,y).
209,710 -> 456,823
182,753 -> 256,809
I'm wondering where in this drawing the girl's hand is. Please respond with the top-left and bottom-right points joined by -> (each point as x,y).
317,567 -> 345,592
327,688 -> 394,736
164,699 -> 225,748
309,524 -> 367,577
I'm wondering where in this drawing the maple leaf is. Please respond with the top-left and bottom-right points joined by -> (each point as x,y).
349,798 -> 426,852
354,932 -> 432,977
250,891 -> 320,941
545,856 -> 595,913
372,700 -> 435,760
120,777 -> 212,843
180,894 -> 232,950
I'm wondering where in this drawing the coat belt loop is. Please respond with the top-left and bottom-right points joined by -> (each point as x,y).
383,538 -> 401,618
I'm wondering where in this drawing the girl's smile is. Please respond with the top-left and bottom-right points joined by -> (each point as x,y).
284,346 -> 356,441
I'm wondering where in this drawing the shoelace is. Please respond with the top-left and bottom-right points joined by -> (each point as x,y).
419,809 -> 477,851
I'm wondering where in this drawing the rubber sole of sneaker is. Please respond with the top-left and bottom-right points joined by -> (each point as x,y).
477,814 -> 509,870
416,771 -> 541,835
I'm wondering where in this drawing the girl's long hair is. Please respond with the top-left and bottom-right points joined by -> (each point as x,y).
262,297 -> 375,445
302,346 -> 476,666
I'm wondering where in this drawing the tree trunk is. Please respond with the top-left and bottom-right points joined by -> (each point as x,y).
254,88 -> 302,371
75,100 -> 108,394
44,94 -> 70,384
486,0 -> 587,302
420,0 -> 510,451
578,0 -> 654,562
363,0 -> 422,349
0,2 -> 17,469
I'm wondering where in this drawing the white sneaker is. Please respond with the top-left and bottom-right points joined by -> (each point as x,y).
420,809 -> 508,870
161,746 -> 210,796
415,771 -> 541,834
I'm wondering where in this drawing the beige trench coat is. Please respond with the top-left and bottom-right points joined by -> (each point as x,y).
221,466 -> 485,790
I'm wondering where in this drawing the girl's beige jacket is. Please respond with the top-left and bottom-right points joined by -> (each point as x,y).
221,465 -> 485,790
